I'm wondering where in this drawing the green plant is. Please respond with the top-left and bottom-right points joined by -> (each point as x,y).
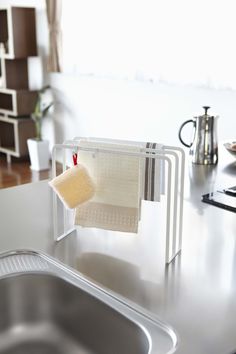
32,85 -> 53,141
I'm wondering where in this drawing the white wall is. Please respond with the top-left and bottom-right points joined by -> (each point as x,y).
49,73 -> 236,149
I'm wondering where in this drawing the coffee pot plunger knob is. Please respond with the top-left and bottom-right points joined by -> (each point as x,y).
203,106 -> 210,115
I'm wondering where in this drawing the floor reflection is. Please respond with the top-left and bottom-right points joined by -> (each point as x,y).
0,154 -> 51,188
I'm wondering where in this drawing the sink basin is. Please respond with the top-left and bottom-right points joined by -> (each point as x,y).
0,251 -> 177,354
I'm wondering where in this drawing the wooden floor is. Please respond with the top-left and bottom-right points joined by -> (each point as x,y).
0,154 -> 52,189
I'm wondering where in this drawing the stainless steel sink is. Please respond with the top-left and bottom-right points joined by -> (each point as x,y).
0,250 -> 177,354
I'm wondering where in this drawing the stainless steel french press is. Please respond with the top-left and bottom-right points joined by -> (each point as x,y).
178,106 -> 218,165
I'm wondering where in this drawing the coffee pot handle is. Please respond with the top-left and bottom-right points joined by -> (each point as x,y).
178,120 -> 195,147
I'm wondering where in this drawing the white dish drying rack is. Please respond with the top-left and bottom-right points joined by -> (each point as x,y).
51,137 -> 185,265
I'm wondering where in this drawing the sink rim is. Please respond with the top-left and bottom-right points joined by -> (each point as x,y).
0,249 -> 178,354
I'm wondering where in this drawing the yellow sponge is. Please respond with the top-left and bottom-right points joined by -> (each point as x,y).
49,164 -> 95,209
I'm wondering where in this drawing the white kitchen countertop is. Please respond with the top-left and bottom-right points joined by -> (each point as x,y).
0,145 -> 235,354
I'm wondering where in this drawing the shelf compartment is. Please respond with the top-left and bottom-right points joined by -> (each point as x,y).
0,115 -> 35,157
0,10 -> 9,55
0,119 -> 15,151
0,91 -> 13,111
0,7 -> 37,59
0,89 -> 37,116
4,58 -> 29,89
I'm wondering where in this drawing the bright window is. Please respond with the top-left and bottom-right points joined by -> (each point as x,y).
61,0 -> 236,89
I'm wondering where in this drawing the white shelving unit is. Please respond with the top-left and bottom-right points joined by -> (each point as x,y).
0,6 -> 38,162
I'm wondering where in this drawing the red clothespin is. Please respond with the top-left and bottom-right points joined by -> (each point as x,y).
72,152 -> 78,166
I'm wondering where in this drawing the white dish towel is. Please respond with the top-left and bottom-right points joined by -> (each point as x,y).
143,142 -> 165,202
73,137 -> 165,202
74,141 -> 141,233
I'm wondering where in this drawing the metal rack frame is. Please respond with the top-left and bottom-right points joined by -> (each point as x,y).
51,138 -> 185,265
